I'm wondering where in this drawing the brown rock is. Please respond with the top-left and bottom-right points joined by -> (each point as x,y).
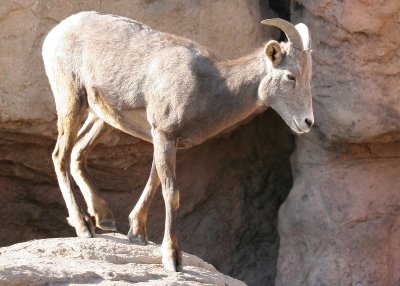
291,0 -> 400,142
276,132 -> 400,285
276,0 -> 400,285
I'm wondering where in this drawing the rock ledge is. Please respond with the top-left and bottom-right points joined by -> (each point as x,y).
0,233 -> 245,286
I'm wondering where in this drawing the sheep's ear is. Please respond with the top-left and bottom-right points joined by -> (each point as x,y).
265,40 -> 282,67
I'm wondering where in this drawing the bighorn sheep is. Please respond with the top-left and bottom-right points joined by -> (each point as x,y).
42,11 -> 313,271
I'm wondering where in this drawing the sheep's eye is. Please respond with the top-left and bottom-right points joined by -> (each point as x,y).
287,74 -> 296,81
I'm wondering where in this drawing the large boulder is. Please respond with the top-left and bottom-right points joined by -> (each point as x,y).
291,0 -> 400,142
0,233 -> 245,285
275,0 -> 400,285
277,133 -> 400,285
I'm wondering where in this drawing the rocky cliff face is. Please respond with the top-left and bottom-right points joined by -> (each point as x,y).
0,233 -> 245,285
0,1 -> 291,286
276,1 -> 400,285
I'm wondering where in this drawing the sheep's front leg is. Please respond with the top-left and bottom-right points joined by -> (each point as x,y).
153,130 -> 182,272
128,159 -> 160,245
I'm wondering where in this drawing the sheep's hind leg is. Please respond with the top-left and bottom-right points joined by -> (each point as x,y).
128,158 -> 160,245
52,83 -> 94,238
71,112 -> 116,231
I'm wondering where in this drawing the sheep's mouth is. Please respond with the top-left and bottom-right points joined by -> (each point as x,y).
292,118 -> 308,134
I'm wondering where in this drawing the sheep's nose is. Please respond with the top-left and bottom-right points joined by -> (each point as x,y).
305,118 -> 313,127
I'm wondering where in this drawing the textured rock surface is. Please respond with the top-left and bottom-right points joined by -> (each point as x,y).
275,0 -> 400,285
277,133 -> 400,286
0,233 -> 245,285
0,1 -> 291,286
291,0 -> 400,142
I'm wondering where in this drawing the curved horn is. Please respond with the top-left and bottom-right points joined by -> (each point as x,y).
261,18 -> 304,51
295,23 -> 311,50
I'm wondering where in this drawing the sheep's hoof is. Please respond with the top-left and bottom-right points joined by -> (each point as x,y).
127,218 -> 148,245
163,260 -> 183,272
73,216 -> 95,238
127,228 -> 148,245
97,219 -> 117,232
94,201 -> 116,231
161,245 -> 182,272
77,227 -> 95,238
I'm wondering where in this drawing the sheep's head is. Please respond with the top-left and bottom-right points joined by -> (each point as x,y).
258,19 -> 314,134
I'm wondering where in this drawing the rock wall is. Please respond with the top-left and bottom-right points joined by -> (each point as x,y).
0,1 -> 292,286
276,0 -> 400,285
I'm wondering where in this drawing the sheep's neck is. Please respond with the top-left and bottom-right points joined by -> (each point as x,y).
213,49 -> 267,133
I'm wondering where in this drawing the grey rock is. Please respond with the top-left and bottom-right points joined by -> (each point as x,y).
0,233 -> 245,286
